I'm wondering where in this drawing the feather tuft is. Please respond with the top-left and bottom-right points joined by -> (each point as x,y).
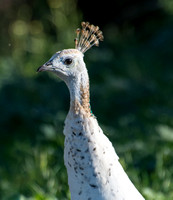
75,22 -> 104,53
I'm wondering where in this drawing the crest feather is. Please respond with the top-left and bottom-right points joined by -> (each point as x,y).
75,22 -> 104,53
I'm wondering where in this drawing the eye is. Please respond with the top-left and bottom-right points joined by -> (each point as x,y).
64,58 -> 72,65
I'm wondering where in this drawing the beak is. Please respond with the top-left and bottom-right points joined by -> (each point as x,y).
37,61 -> 52,72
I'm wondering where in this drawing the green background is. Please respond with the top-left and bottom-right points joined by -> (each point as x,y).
0,0 -> 173,199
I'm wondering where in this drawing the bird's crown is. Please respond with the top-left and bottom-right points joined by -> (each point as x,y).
74,22 -> 104,53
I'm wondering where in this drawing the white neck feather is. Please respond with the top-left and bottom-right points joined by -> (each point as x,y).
65,67 -> 91,116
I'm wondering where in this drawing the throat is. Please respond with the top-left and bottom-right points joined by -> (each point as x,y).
68,73 -> 91,116
79,83 -> 91,115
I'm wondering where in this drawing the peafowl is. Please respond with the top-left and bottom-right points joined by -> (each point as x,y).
37,22 -> 145,200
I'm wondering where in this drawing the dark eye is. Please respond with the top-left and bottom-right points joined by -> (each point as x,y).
64,58 -> 72,65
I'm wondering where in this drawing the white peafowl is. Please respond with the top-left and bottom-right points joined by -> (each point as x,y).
37,22 -> 145,200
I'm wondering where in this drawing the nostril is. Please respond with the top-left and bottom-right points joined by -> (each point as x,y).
45,61 -> 52,66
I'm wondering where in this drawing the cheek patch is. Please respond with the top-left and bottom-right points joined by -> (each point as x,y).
75,60 -> 83,72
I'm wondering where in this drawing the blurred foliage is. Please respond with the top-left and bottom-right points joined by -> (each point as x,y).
0,0 -> 173,200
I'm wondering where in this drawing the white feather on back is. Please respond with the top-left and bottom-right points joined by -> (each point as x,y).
64,109 -> 144,200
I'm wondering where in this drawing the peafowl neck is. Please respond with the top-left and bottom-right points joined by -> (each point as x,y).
66,69 -> 91,116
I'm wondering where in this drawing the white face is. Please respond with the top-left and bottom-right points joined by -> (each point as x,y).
37,49 -> 85,81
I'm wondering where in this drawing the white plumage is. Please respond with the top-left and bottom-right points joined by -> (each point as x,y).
37,22 -> 145,200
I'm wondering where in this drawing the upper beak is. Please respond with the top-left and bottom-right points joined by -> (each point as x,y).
37,62 -> 52,72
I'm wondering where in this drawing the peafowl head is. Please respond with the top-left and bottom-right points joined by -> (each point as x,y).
37,22 -> 103,114
37,22 -> 103,83
37,49 -> 85,81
